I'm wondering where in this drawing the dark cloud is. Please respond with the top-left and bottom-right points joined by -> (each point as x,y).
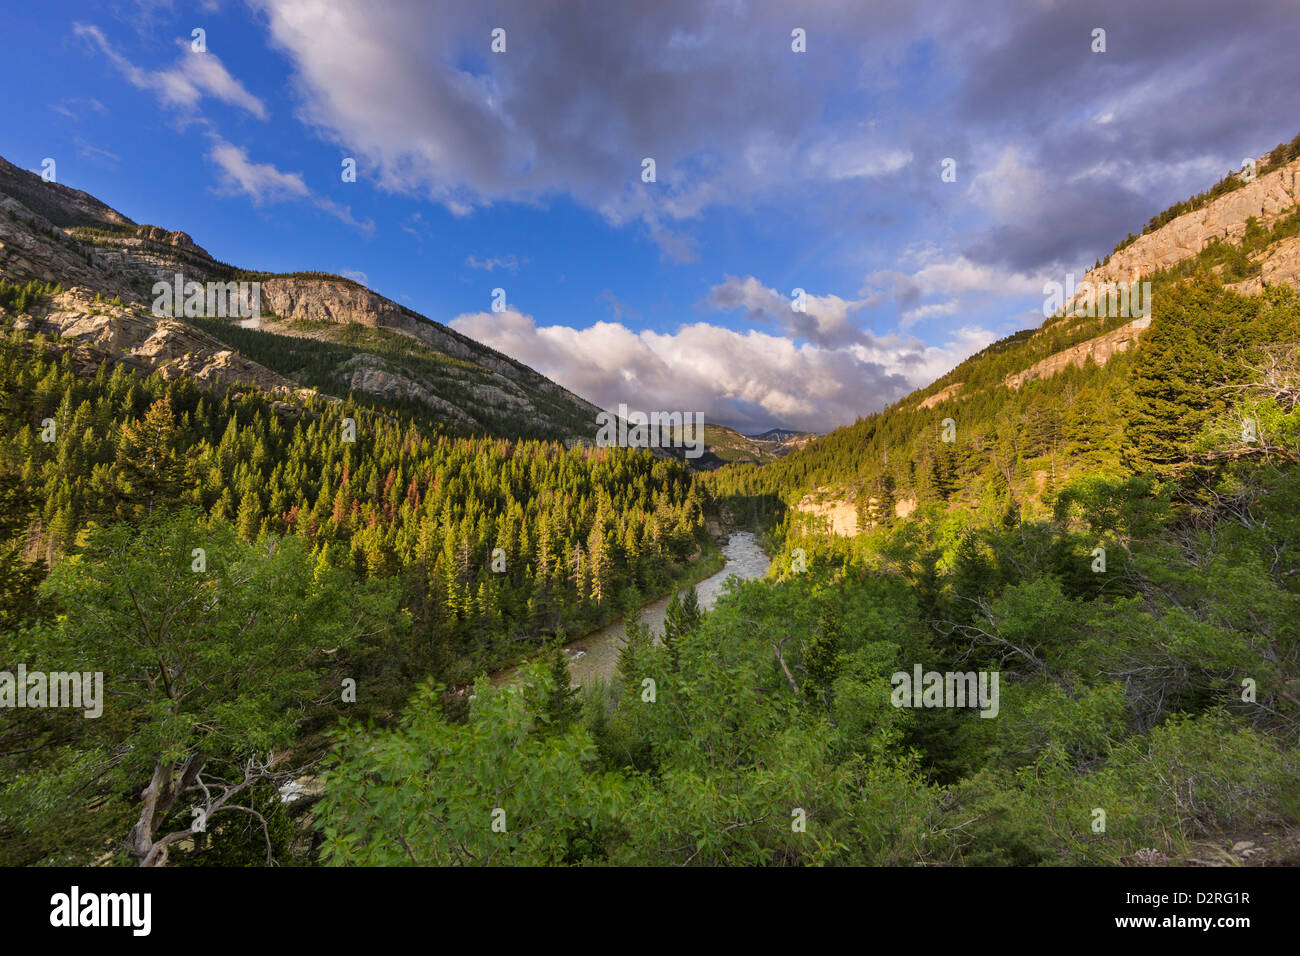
948,0 -> 1300,270
231,0 -> 1300,425
254,0 -> 919,256
254,0 -> 1300,274
964,165 -> 1146,273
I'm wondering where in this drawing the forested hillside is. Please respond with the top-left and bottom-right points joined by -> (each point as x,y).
705,209 -> 1300,530
304,286 -> 1300,866
0,276 -> 711,866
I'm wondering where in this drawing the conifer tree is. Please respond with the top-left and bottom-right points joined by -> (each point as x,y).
116,397 -> 183,513
543,646 -> 580,730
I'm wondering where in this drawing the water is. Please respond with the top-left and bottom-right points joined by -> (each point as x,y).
490,531 -> 771,687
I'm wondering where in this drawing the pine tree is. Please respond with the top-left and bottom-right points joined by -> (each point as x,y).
236,489 -> 263,542
543,646 -> 580,730
116,397 -> 183,513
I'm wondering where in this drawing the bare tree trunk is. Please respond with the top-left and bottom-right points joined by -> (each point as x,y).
772,640 -> 800,694
127,752 -> 203,866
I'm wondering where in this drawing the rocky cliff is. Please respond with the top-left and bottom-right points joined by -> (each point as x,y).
1227,234 -> 1300,296
0,197 -> 139,297
915,382 -> 963,410
1012,147 -> 1300,390
79,225 -> 221,291
1064,155 -> 1300,315
0,153 -> 603,440
793,487 -> 918,538
1005,317 -> 1150,389
7,287 -> 310,403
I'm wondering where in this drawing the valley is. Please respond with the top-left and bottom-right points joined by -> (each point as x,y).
6,132 -> 1300,870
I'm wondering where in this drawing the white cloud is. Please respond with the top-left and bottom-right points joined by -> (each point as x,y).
449,308 -> 993,433
900,299 -> 959,328
805,136 -> 912,182
908,257 -> 1046,298
704,275 -> 881,348
73,23 -> 374,232
207,138 -> 374,233
313,196 -> 375,234
209,139 -> 309,201
863,255 -> 1049,326
74,23 -> 268,120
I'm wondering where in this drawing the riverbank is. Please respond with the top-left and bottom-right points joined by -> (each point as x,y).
472,536 -> 725,679
490,530 -> 771,687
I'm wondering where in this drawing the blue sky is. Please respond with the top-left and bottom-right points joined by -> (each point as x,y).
3,1 -> 1299,432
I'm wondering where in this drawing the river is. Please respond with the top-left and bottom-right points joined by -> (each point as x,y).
490,531 -> 771,687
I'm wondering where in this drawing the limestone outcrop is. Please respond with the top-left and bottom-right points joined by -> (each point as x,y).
1063,156 -> 1300,315
1005,318 -> 1150,389
29,288 -> 310,398
915,382 -> 963,410
1261,234 -> 1300,290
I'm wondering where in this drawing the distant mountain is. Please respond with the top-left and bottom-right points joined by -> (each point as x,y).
660,423 -> 816,470
0,155 -> 601,441
749,427 -> 814,444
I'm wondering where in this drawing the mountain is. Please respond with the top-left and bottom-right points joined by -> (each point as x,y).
0,155 -> 134,230
0,155 -> 601,441
749,427 -> 810,443
657,422 -> 817,470
0,157 -> 834,465
707,133 -> 1300,536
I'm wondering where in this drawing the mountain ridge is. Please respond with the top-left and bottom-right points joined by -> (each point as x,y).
707,131 -> 1300,535
0,154 -> 603,441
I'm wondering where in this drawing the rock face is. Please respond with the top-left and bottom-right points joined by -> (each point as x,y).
133,225 -> 204,250
796,492 -> 859,537
256,275 -> 571,391
793,488 -> 916,537
0,155 -> 133,229
85,226 -> 218,289
1229,235 -> 1300,295
31,288 -> 311,398
916,382 -> 963,410
0,198 -> 214,305
1261,234 -> 1300,290
0,197 -> 139,297
1006,318 -> 1150,389
259,276 -> 403,329
1063,156 -> 1300,315
341,354 -> 481,429
0,151 -> 606,439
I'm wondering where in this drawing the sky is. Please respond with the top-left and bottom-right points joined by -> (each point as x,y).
3,0 -> 1299,433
